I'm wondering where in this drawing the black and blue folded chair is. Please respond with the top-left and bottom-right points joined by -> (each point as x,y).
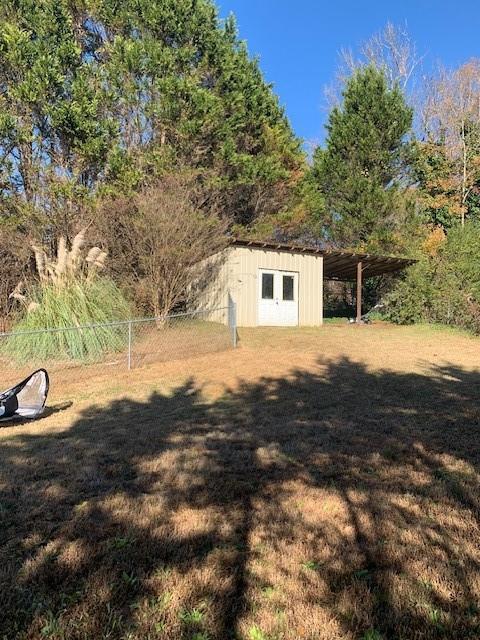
0,369 -> 49,422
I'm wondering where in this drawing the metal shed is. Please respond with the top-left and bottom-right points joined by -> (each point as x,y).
199,239 -> 414,327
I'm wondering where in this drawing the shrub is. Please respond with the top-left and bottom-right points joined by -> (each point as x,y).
95,173 -> 227,318
382,259 -> 436,325
5,231 -> 131,362
0,227 -> 30,331
384,222 -> 480,333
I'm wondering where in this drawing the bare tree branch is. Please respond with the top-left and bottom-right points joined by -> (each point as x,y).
423,60 -> 480,225
96,173 -> 228,318
325,22 -> 424,108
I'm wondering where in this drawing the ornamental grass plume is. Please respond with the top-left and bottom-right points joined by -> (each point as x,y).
5,231 -> 131,363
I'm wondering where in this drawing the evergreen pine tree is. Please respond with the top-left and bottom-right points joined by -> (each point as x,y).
312,66 -> 413,249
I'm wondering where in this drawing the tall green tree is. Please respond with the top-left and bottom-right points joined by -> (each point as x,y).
0,1 -> 107,227
0,0 -> 302,235
312,65 -> 413,250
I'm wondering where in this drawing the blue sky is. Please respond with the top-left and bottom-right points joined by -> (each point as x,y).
218,1 -> 480,146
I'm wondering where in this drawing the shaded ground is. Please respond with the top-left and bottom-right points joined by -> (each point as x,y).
1,324 -> 480,640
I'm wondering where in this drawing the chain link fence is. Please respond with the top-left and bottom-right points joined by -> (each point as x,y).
0,304 -> 237,390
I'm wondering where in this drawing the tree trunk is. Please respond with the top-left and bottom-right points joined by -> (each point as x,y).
153,297 -> 168,329
461,119 -> 467,227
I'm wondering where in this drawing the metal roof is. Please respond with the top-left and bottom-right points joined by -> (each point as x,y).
231,238 -> 415,281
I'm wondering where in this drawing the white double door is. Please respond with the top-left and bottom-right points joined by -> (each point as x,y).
258,269 -> 299,326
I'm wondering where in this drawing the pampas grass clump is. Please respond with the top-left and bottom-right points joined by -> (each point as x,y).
5,231 -> 131,363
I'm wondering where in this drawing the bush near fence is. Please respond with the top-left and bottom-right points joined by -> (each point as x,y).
0,306 -> 236,389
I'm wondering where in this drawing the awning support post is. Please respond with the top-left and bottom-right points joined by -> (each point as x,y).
356,261 -> 363,323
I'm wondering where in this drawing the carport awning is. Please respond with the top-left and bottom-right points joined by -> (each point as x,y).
232,238 -> 415,281
322,252 -> 415,280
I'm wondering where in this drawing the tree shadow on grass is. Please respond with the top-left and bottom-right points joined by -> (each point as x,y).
0,402 -> 73,428
1,360 -> 480,639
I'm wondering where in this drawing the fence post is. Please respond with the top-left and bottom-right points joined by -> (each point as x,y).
227,294 -> 238,349
234,301 -> 238,348
127,320 -> 132,370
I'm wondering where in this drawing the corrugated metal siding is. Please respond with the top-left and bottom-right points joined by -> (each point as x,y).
194,249 -> 232,320
198,246 -> 323,327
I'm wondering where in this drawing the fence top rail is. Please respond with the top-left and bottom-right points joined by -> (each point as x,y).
0,307 -> 228,339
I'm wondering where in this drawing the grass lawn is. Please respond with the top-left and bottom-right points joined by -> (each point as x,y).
1,323 -> 480,640
0,319 -> 232,388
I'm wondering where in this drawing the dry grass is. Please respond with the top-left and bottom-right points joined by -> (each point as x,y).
1,323 -> 480,640
0,319 -> 232,391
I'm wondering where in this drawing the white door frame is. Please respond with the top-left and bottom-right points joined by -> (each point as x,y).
257,269 -> 299,326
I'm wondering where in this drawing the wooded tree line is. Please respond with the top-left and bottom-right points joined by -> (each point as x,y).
0,0 -> 302,327
0,6 -> 479,333
0,0 -> 301,230
264,24 -> 480,331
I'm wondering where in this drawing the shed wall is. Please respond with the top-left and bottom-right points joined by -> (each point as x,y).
198,246 -> 323,327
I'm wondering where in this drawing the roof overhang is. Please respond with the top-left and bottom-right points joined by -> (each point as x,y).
231,238 -> 416,281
